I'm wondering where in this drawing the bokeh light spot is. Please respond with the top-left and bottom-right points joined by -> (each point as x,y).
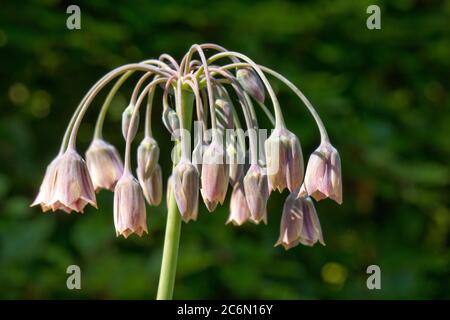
30,90 -> 52,118
9,83 -> 30,106
321,262 -> 348,286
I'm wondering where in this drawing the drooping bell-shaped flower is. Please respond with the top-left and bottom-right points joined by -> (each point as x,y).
172,160 -> 199,222
303,141 -> 342,204
200,138 -> 229,212
122,104 -> 139,141
265,127 -> 304,193
226,182 -> 250,226
138,163 -> 162,206
114,173 -> 148,238
236,68 -> 265,103
243,164 -> 269,224
275,191 -> 304,250
31,155 -> 63,212
275,192 -> 325,249
299,196 -> 325,246
44,148 -> 97,213
137,136 -> 160,180
85,139 -> 124,192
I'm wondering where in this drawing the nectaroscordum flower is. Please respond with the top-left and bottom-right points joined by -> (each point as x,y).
172,160 -> 199,222
226,181 -> 250,226
303,141 -> 342,204
31,155 -> 63,212
138,163 -> 162,206
200,139 -> 229,212
86,139 -> 124,191
31,43 -> 342,299
243,164 -> 269,224
137,137 -> 160,180
276,191 -> 325,250
265,127 -> 304,193
32,148 -> 97,213
114,173 -> 148,237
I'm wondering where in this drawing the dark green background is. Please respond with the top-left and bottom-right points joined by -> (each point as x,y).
0,0 -> 448,299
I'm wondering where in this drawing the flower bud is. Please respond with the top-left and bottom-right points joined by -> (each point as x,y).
86,139 -> 123,192
236,68 -> 265,103
265,128 -> 304,193
172,160 -> 199,222
122,104 -> 139,141
303,142 -> 342,204
42,149 -> 97,213
114,174 -> 148,238
243,164 -> 269,224
137,137 -> 160,180
226,182 -> 250,226
201,140 -> 229,212
138,163 -> 162,206
162,107 -> 180,140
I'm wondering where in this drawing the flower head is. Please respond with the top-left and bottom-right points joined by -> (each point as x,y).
86,139 -> 123,192
303,141 -> 342,204
243,164 -> 269,224
265,127 -> 304,193
114,173 -> 148,238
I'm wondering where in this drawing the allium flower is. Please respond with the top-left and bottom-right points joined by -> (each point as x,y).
31,155 -> 63,212
138,163 -> 162,206
298,196 -> 325,246
32,44 -> 341,297
275,191 -> 303,250
172,160 -> 199,222
243,164 -> 269,224
303,141 -> 342,204
265,127 -> 304,193
236,68 -> 265,103
86,139 -> 123,192
275,192 -> 324,249
40,149 -> 97,213
200,140 -> 229,212
137,137 -> 160,180
114,173 -> 148,238
226,182 -> 250,226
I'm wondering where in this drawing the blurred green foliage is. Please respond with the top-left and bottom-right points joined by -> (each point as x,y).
0,0 -> 449,299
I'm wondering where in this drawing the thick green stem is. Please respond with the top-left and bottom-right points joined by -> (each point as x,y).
157,89 -> 194,300
156,190 -> 182,300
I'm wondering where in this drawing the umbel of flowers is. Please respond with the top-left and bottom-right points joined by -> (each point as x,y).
31,43 -> 342,298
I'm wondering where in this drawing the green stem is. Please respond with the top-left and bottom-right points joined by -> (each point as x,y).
94,71 -> 134,139
157,89 -> 194,300
156,190 -> 182,300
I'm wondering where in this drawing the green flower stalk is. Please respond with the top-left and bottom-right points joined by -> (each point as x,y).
31,43 -> 343,300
